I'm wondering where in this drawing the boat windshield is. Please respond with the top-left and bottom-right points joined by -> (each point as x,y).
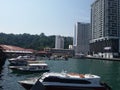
43,76 -> 91,84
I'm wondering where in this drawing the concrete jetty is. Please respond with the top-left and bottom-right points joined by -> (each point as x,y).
85,56 -> 120,62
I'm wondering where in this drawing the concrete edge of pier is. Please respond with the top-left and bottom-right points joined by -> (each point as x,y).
85,56 -> 120,62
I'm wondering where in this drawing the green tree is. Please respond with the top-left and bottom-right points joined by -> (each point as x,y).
0,33 -> 73,50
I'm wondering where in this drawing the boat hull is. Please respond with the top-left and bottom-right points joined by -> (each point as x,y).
45,86 -> 108,90
10,66 -> 49,74
19,82 -> 110,90
19,83 -> 33,90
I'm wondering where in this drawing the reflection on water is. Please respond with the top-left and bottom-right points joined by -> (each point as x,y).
0,58 -> 120,90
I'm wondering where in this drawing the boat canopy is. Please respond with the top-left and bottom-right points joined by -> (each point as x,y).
28,63 -> 48,66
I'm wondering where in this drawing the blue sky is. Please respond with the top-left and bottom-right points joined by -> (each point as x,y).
0,0 -> 94,36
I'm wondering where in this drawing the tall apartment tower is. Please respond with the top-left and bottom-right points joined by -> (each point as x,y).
73,22 -> 90,55
55,35 -> 64,49
90,0 -> 120,58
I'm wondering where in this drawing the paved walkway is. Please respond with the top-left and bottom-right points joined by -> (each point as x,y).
85,56 -> 120,62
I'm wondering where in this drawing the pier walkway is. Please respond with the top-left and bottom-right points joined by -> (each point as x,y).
86,56 -> 120,62
0,44 -> 35,58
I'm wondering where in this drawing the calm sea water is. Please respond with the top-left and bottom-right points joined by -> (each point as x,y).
0,58 -> 120,90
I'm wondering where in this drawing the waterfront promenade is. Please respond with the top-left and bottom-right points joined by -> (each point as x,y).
85,56 -> 120,62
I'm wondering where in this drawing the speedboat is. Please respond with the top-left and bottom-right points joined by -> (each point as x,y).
9,63 -> 49,73
18,72 -> 111,90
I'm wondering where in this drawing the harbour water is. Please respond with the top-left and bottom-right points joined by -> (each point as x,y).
0,58 -> 120,90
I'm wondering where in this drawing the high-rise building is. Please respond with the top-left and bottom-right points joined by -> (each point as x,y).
73,22 -> 90,55
55,35 -> 64,49
90,0 -> 120,58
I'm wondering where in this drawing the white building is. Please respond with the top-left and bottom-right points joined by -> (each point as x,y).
55,35 -> 64,49
73,22 -> 90,55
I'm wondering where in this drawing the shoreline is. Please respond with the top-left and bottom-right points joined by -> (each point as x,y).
85,57 -> 120,62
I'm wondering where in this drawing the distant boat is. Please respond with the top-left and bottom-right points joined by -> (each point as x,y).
75,53 -> 86,59
9,62 -> 49,73
18,72 -> 111,90
49,56 -> 68,60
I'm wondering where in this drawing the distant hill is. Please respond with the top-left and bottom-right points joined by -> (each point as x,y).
0,33 -> 73,50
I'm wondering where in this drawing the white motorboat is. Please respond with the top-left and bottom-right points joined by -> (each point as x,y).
9,63 -> 49,73
18,72 -> 111,90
